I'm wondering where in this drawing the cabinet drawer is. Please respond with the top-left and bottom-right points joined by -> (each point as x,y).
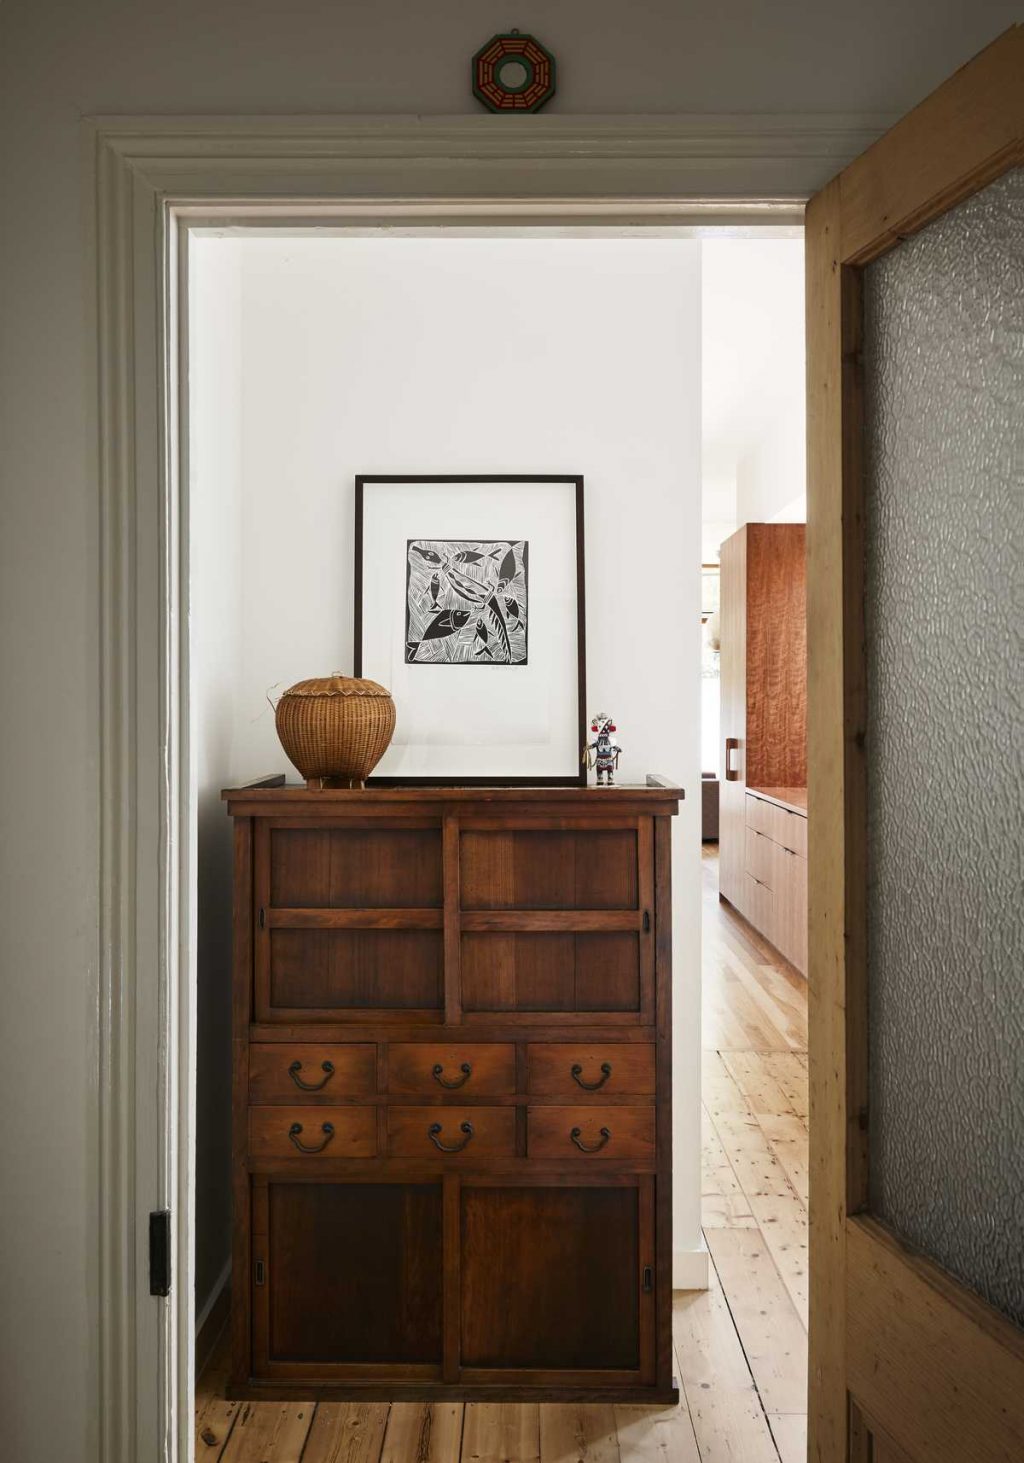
388,1043 -> 515,1096
527,1043 -> 655,1097
248,1043 -> 376,1103
528,1106 -> 655,1161
744,873 -> 775,941
248,1105 -> 377,1160
745,796 -> 807,857
744,828 -> 776,888
388,1106 -> 515,1158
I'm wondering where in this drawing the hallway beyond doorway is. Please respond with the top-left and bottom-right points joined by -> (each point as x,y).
194,846 -> 808,1462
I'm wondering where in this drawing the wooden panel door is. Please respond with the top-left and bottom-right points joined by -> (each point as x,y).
458,1179 -> 654,1381
252,1178 -> 444,1378
807,26 -> 1024,1463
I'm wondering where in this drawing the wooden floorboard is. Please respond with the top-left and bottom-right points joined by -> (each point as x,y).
194,845 -> 808,1462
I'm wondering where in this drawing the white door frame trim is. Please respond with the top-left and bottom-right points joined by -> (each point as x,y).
88,111 -> 889,1463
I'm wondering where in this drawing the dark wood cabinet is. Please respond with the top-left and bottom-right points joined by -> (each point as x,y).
224,779 -> 680,1402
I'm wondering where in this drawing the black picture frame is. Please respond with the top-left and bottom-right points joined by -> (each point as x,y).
354,475 -> 586,786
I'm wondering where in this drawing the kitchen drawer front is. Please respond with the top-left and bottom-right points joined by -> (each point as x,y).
745,796 -> 807,857
744,827 -> 776,888
248,1043 -> 376,1103
248,1105 -> 377,1161
388,1043 -> 516,1096
527,1043 -> 655,1097
387,1105 -> 516,1159
460,828 -> 639,910
528,1105 -> 655,1161
744,874 -> 776,942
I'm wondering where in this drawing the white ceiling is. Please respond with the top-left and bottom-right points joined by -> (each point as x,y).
701,237 -> 806,533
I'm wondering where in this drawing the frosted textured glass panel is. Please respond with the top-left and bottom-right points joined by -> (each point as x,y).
864,168 -> 1024,1326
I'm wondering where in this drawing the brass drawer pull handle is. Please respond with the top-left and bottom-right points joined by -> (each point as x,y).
571,1061 -> 612,1091
428,1120 -> 474,1153
288,1059 -> 335,1092
288,1121 -> 335,1154
432,1061 -> 472,1089
571,1125 -> 611,1153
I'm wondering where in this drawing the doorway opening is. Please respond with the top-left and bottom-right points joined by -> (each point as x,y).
185,223 -> 805,1460
696,234 -> 809,1463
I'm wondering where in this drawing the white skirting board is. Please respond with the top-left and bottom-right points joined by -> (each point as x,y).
673,1241 -> 710,1291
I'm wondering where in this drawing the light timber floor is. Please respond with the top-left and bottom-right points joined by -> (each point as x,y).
196,844 -> 808,1462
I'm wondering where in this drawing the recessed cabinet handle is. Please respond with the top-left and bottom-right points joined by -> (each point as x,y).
288,1121 -> 335,1154
571,1125 -> 611,1153
432,1061 -> 472,1089
288,1059 -> 335,1092
571,1061 -> 612,1091
428,1120 -> 474,1153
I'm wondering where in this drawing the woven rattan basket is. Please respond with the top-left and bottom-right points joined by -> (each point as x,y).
275,675 -> 396,787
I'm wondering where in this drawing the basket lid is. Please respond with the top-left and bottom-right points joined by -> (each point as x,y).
280,675 -> 393,699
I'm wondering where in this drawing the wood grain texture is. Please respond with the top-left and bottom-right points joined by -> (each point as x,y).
847,1218 -> 1024,1463
527,1105 -> 655,1161
745,523 -> 807,791
248,1044 -> 377,1103
387,1106 -> 515,1159
388,1044 -> 516,1096
302,1404 -> 390,1463
839,26 -> 1024,264
379,1404 -> 464,1463
526,1043 -> 654,1096
805,172 -> 849,1463
248,1106 -> 377,1161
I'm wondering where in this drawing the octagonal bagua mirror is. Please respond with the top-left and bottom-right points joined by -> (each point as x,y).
472,30 -> 556,112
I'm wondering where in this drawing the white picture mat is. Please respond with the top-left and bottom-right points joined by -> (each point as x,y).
359,480 -> 580,778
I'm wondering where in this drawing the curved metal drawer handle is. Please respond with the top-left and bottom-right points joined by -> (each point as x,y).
288,1121 -> 335,1154
428,1120 -> 474,1153
432,1061 -> 472,1089
571,1061 -> 612,1091
571,1125 -> 611,1154
288,1059 -> 335,1092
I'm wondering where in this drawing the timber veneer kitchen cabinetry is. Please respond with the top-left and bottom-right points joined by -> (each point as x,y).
223,778 -> 680,1403
719,523 -> 807,973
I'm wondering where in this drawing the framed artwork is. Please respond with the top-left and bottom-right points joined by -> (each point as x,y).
355,475 -> 585,785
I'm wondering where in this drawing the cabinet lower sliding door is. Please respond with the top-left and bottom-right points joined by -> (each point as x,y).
252,1178 -> 444,1381
459,1178 -> 654,1384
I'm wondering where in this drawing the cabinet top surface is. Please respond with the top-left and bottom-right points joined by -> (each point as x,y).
223,776 -> 682,813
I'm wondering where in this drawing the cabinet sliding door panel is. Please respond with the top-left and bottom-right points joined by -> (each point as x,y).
863,167 -> 1024,1326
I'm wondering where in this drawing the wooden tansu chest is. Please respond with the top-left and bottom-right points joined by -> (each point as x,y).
223,778 -> 680,1402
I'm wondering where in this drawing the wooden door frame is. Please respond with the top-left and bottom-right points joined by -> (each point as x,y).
92,110 -> 898,1462
806,26 -> 1024,1463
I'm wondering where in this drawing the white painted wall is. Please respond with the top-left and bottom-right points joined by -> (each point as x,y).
1,4 -> 1016,1454
190,234 -> 704,1305
703,237 -> 807,538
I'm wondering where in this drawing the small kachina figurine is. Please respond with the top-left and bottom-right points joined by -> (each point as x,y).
583,712 -> 622,786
